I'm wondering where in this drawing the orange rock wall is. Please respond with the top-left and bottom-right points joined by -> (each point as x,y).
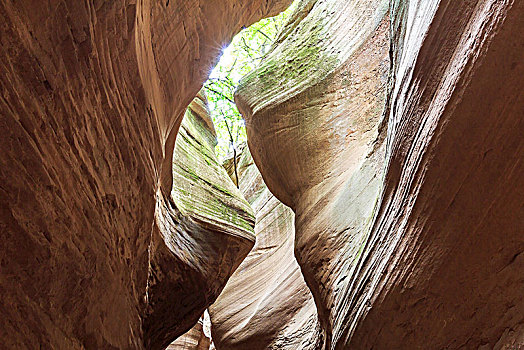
0,1 -> 289,348
236,0 -> 524,348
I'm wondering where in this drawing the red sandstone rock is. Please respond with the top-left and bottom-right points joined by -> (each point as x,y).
236,0 -> 524,348
0,1 -> 289,348
209,145 -> 322,350
167,314 -> 212,350
1,0 -> 523,348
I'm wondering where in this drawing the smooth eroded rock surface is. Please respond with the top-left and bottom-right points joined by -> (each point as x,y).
0,1 -> 289,348
2,0 -> 523,348
210,144 -> 322,350
143,92 -> 255,349
167,314 -> 212,350
237,0 -> 524,348
237,0 -> 390,346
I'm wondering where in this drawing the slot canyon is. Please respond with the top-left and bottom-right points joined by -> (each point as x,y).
0,0 -> 523,349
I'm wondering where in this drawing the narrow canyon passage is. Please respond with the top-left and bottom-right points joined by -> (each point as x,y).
0,0 -> 523,349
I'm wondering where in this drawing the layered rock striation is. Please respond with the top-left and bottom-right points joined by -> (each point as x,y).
210,144 -> 322,350
143,92 -> 255,349
1,0 -> 523,348
167,314 -> 212,350
0,1 -> 289,348
237,0 -> 524,348
237,0 -> 391,346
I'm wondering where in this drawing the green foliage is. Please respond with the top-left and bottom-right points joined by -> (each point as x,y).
204,2 -> 297,160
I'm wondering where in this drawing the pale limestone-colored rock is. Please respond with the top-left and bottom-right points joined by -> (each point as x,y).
172,93 -> 254,241
237,0 -> 524,348
210,144 -> 322,350
0,1 -> 289,348
168,311 -> 213,350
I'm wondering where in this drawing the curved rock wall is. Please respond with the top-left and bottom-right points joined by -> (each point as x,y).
236,0 -> 524,348
347,1 -> 524,348
167,320 -> 211,350
236,0 -> 390,346
143,92 -> 255,349
0,1 -> 289,348
209,145 -> 322,350
2,0 -> 523,348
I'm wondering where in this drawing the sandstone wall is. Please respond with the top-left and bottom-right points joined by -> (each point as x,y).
0,1 -> 290,348
167,315 -> 211,350
237,0 -> 524,348
237,0 -> 390,346
210,145 -> 322,350
143,92 -> 255,349
1,0 -> 523,348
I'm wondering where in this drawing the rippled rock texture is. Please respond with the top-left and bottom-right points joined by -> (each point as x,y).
167,314 -> 212,350
237,0 -> 524,348
145,92 -> 255,349
209,144 -> 322,350
2,0 -> 523,348
0,1 -> 289,348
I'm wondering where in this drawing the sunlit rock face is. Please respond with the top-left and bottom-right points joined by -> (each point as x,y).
237,0 -> 390,346
167,313 -> 212,350
2,0 -> 523,347
143,92 -> 255,349
0,0 -> 289,348
237,0 -> 524,348
209,144 -> 322,350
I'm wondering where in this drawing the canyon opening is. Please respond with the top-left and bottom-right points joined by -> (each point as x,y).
0,0 -> 523,350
